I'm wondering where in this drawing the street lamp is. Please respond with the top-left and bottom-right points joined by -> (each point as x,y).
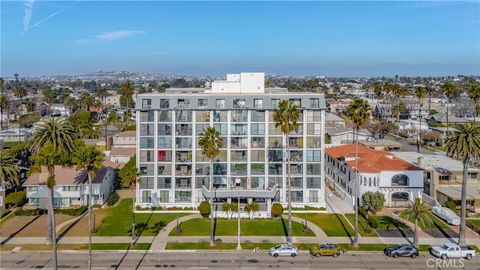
237,191 -> 242,251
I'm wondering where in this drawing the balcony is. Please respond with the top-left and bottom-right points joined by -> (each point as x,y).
175,179 -> 192,189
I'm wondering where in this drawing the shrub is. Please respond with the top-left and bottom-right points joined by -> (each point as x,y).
55,206 -> 87,216
444,201 -> 457,212
368,216 -> 378,229
362,191 -> 385,214
271,203 -> 284,218
151,206 -> 163,210
15,208 -> 47,216
5,190 -> 26,207
106,192 -> 119,206
92,204 -> 101,209
198,201 -> 211,217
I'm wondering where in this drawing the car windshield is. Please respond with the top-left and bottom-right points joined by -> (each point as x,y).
440,244 -> 449,250
273,245 -> 281,249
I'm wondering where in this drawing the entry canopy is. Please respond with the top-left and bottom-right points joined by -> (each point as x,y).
202,186 -> 278,199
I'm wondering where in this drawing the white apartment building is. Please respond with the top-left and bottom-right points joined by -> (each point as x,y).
326,144 -> 424,208
135,72 -> 327,214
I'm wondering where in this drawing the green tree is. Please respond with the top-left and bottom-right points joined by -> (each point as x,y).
467,81 -> 480,120
373,82 -> 383,100
80,93 -> 95,111
28,118 -> 76,270
403,197 -> 431,248
441,81 -> 458,132
273,100 -> 300,245
347,98 -> 371,247
26,99 -> 36,112
0,151 -> 20,214
445,122 -> 480,246
72,144 -> 104,270
119,80 -> 135,114
119,158 -> 140,242
198,127 -> 223,246
0,94 -> 10,129
361,192 -> 385,216
425,84 -> 436,116
42,88 -> 55,104
63,96 -> 77,115
107,111 -> 120,124
415,86 -> 427,153
222,202 -> 231,219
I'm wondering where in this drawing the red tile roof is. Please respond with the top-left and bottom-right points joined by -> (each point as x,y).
325,144 -> 423,173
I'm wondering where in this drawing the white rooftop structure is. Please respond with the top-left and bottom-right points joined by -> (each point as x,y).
210,72 -> 265,94
392,152 -> 478,173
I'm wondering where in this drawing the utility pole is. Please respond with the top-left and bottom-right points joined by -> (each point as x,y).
236,193 -> 242,251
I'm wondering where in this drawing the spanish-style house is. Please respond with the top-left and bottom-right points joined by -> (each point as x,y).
325,144 -> 424,207
24,166 -> 117,208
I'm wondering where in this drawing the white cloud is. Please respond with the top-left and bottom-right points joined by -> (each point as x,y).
23,0 -> 35,32
95,30 -> 144,41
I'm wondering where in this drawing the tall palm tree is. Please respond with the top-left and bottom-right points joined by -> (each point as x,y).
403,197 -> 431,248
72,145 -> 104,270
119,165 -> 141,242
0,151 -> 19,214
0,94 -> 10,130
28,118 -> 76,270
347,98 -> 371,247
467,81 -> 480,121
445,122 -> 480,246
63,96 -> 77,116
80,93 -> 95,111
441,81 -> 458,133
415,86 -> 427,153
96,86 -> 110,150
14,85 -> 28,141
119,81 -> 135,120
273,100 -> 300,245
198,127 -> 223,246
425,84 -> 435,116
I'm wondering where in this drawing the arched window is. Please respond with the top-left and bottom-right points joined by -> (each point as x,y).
392,174 -> 409,186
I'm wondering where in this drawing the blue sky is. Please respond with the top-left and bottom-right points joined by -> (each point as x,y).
1,1 -> 479,77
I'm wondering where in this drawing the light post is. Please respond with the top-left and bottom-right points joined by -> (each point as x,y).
236,192 -> 242,251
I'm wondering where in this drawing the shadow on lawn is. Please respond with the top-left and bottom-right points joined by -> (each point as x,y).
134,213 -> 153,238
334,213 -> 353,240
379,216 -> 413,244
1,214 -> 42,245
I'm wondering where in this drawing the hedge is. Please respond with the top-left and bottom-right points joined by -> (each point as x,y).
15,209 -> 47,216
271,203 -> 284,218
55,206 -> 87,216
5,190 -> 26,207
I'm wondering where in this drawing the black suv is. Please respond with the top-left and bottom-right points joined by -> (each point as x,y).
384,244 -> 419,258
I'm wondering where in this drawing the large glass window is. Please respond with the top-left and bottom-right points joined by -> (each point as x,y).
254,99 -> 263,109
268,124 -> 282,135
157,164 -> 172,175
196,111 -> 210,122
196,124 -> 210,135
176,110 -> 192,122
157,124 -> 172,135
140,124 -> 154,136
231,124 -> 247,135
251,163 -> 265,175
177,99 -> 190,108
251,123 -> 265,135
289,164 -> 303,175
176,151 -> 192,162
309,98 -> 320,109
251,150 -> 265,162
215,99 -> 225,109
271,98 -> 280,108
141,99 -> 151,109
175,178 -> 192,188
158,111 -> 172,122
175,191 -> 191,202
251,137 -> 265,148
142,191 -> 152,203
307,150 -> 321,162
140,137 -> 154,149
158,190 -> 169,202
307,124 -> 321,135
268,176 -> 283,188
231,150 -> 247,162
157,137 -> 172,148
198,99 -> 208,109
213,123 -> 227,135
157,177 -> 171,189
233,99 -> 246,109
176,124 -> 192,136
290,191 -> 303,202
307,137 -> 322,148
307,177 -> 321,188
307,164 -> 321,175
140,111 -> 154,122
291,177 -> 303,188
288,137 -> 303,148
306,110 -> 321,122
158,150 -> 172,162
176,137 -> 192,149
213,163 -> 227,175
231,164 -> 247,176
176,164 -> 192,176
268,164 -> 282,175
268,137 -> 283,148
268,150 -> 283,162
289,150 -> 303,162
392,174 -> 409,186
251,177 -> 265,189
289,98 -> 301,107
231,110 -> 248,122
139,164 -> 154,176
213,110 -> 227,122
139,150 -> 154,162
195,177 -> 210,189
231,137 -> 248,149
139,177 -> 154,189
251,110 -> 265,122
160,99 -> 169,109
195,164 -> 210,175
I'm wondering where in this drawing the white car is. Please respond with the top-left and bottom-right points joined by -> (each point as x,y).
432,206 -> 460,225
268,244 -> 299,257
431,243 -> 476,260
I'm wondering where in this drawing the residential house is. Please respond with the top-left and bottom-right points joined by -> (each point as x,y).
327,127 -> 373,147
325,112 -> 346,127
325,144 -> 424,207
427,112 -> 468,126
112,131 -> 136,148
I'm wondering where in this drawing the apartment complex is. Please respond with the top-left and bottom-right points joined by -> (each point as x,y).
135,73 -> 327,213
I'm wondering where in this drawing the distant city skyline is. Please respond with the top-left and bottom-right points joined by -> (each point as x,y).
1,1 -> 479,77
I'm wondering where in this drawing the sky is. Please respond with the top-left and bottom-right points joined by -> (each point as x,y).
1,1 -> 479,77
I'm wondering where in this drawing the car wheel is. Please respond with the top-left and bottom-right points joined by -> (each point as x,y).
466,254 -> 472,260
291,253 -> 297,257
410,253 -> 417,258
393,253 -> 399,258
441,254 -> 447,260
315,253 -> 321,257
333,253 -> 339,258
273,253 -> 278,257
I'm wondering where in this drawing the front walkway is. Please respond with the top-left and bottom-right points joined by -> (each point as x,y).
326,190 -> 354,214
149,213 -> 201,250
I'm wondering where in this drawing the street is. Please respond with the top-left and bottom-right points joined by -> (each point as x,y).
1,251 -> 479,270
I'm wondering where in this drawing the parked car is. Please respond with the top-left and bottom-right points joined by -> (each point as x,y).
384,244 -> 419,258
432,206 -> 460,225
268,244 -> 299,257
310,243 -> 345,257
431,243 -> 476,260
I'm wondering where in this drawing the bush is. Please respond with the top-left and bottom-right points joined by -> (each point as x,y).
5,190 -> 26,207
362,191 -> 385,214
368,216 -> 378,229
55,206 -> 87,216
271,203 -> 284,218
198,201 -> 211,217
106,192 -> 119,206
15,208 -> 47,216
151,206 -> 163,210
444,201 -> 457,212
92,204 -> 101,209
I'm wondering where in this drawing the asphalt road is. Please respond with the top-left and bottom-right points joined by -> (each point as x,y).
1,251 -> 479,270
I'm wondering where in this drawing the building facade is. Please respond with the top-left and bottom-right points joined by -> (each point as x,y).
325,144 -> 424,208
135,73 -> 327,213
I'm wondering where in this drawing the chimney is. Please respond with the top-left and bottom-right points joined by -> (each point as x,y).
417,156 -> 424,167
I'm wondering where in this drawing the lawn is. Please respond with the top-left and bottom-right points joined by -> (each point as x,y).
169,217 -> 314,236
293,213 -> 354,237
344,214 -> 379,237
91,243 -> 151,250
95,199 -> 187,236
166,243 -> 313,250
399,211 -> 450,230
467,219 -> 480,230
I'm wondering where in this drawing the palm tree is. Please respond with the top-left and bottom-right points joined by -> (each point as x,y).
80,93 -> 95,111
441,81 -> 458,133
14,85 -> 28,140
425,84 -> 435,116
273,100 -> 300,245
63,96 -> 77,116
347,98 -> 371,247
403,197 -> 431,248
198,127 -> 223,246
72,145 -> 104,270
467,81 -> 480,121
0,151 -> 19,214
0,94 -> 10,130
28,118 -> 76,270
121,166 -> 140,242
119,81 -> 135,120
415,86 -> 427,153
96,86 -> 110,150
373,82 -> 383,101
445,122 -> 480,246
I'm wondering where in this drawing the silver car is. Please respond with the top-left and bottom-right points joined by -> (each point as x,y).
268,244 -> 299,257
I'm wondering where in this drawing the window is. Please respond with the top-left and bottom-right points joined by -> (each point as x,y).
308,190 -> 319,202
142,191 -> 152,203
254,99 -> 263,109
268,177 -> 283,188
439,175 -> 450,181
140,137 -> 154,149
175,164 -> 192,176
196,111 -> 210,122
195,164 -> 210,175
306,111 -> 321,122
195,177 -> 210,189
157,164 -> 172,175
468,173 -> 478,179
307,124 -> 322,135
307,150 -> 321,162
27,186 -> 38,192
251,150 -> 265,162
176,137 -> 192,149
269,164 -> 282,175
251,137 -> 265,148
289,98 -> 301,107
307,164 -> 321,175
158,124 -> 172,136
290,191 -> 303,202
251,123 -> 265,135
158,111 -> 171,122
213,163 -> 227,175
175,191 -> 191,202
157,177 -> 171,189
271,98 -> 280,108
175,178 -> 192,188
231,124 -> 247,135
140,124 -> 154,136
233,99 -> 246,109
158,137 -> 172,148
307,177 -> 321,188
216,99 -> 225,109
392,174 -> 409,186
309,98 -> 320,109
158,150 -> 172,162
251,163 -> 265,175
139,164 -> 154,175
307,137 -> 322,148
62,186 -> 79,192
268,150 -> 283,162
176,124 -> 192,136
140,177 -> 154,189
213,123 -> 227,135
251,110 -> 265,122
29,198 -> 39,206
198,99 -> 208,108
177,99 -> 190,108
140,111 -> 154,122
140,150 -> 154,162
141,99 -> 151,109
291,177 -> 303,188
175,110 -> 192,122
160,99 -> 169,109
231,164 -> 247,176
213,111 -> 227,122
231,150 -> 247,162
268,137 -> 283,148
231,110 -> 247,122
251,177 -> 265,189
158,190 -> 169,202
268,124 -> 282,135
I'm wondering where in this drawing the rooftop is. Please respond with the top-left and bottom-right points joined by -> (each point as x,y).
326,144 -> 423,173
115,131 -> 136,138
438,183 -> 480,200
24,166 -> 110,186
392,152 -> 479,173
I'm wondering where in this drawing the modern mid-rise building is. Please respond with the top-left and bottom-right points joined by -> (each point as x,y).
135,72 -> 327,214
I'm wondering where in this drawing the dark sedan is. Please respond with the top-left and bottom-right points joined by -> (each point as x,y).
384,244 -> 419,258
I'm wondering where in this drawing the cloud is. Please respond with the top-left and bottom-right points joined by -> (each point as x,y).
95,30 -> 144,41
23,0 -> 35,32
74,30 -> 144,44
